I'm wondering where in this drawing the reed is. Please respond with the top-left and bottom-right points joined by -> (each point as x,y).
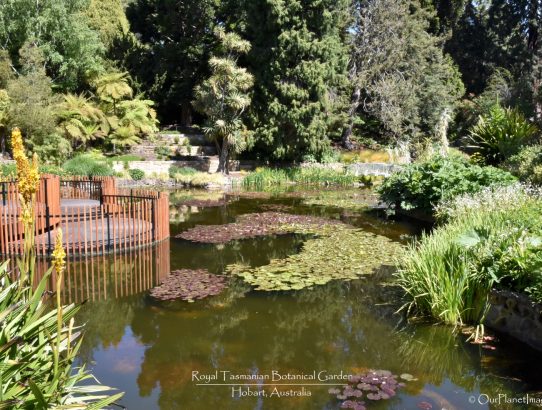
397,184 -> 542,326
242,166 -> 360,188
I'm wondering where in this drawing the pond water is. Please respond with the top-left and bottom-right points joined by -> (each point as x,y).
73,188 -> 542,410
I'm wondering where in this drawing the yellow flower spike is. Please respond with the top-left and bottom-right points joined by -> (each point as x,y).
11,128 -> 40,203
52,229 -> 66,276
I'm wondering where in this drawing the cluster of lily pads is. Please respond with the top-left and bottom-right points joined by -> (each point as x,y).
329,370 -> 414,410
176,212 -> 344,244
299,189 -> 379,211
149,269 -> 228,302
226,226 -> 403,291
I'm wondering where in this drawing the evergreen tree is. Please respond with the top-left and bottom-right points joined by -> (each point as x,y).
343,0 -> 464,147
243,0 -> 351,161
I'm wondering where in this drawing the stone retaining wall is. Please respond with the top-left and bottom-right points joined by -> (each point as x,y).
486,289 -> 542,351
113,159 -> 259,175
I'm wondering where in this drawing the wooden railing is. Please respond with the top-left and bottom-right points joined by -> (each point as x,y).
0,176 -> 169,256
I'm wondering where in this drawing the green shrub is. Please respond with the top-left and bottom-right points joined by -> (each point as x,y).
378,154 -> 516,215
108,154 -> 144,162
173,172 -> 223,187
154,145 -> 171,158
129,168 -> 145,180
468,105 -> 538,165
397,185 -> 542,325
168,166 -> 198,179
503,145 -> 542,185
0,163 -> 16,177
62,154 -> 114,177
39,164 -> 65,176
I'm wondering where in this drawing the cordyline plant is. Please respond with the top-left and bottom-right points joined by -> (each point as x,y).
0,128 -> 122,408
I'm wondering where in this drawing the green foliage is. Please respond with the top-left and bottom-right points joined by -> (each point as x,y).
0,0 -> 106,91
377,154 -> 517,214
168,166 -> 198,179
108,154 -> 144,162
125,0 -> 219,125
128,168 -> 145,180
244,0 -> 351,161
0,261 -> 123,407
398,185 -> 542,325
62,153 -> 114,177
171,171 -> 224,187
242,167 -> 361,188
193,28 -> 253,173
56,93 -> 109,151
468,105 -> 539,165
0,162 -> 16,177
347,0 -> 464,143
504,145 -> 542,185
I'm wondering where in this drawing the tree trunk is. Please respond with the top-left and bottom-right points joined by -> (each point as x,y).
528,0 -> 542,121
181,102 -> 193,127
217,139 -> 230,175
341,87 -> 361,150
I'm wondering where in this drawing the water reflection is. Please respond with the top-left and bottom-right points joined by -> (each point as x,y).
73,189 -> 542,410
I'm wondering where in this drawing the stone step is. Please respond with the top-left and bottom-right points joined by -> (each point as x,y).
157,133 -> 211,146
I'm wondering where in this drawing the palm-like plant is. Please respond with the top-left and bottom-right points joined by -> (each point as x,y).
93,72 -> 133,110
56,93 -> 109,151
116,97 -> 159,135
468,105 -> 539,165
109,126 -> 142,150
193,28 -> 254,174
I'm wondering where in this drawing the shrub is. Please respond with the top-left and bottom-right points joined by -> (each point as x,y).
173,172 -> 223,187
129,168 -> 145,180
397,185 -> 542,325
62,153 -> 114,177
154,145 -> 171,158
503,145 -> 542,185
0,163 -> 16,177
377,154 -> 516,215
467,105 -> 538,165
168,165 -> 198,179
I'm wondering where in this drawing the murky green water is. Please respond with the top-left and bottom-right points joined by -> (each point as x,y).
73,188 -> 542,410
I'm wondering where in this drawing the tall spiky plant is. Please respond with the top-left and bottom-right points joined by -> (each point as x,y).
0,129 -> 122,408
193,28 -> 254,174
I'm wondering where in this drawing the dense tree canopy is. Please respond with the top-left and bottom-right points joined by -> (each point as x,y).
243,0 -> 351,161
0,0 -> 105,91
0,0 -> 541,164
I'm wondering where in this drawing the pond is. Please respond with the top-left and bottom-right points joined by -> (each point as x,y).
72,188 -> 542,410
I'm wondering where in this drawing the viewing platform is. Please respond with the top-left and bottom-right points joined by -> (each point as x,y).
0,175 -> 169,257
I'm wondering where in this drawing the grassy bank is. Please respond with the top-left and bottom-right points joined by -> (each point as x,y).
397,184 -> 542,326
242,166 -> 369,188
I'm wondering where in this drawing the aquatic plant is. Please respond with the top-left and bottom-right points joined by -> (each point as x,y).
300,189 -> 378,210
226,226 -> 403,291
149,269 -> 228,302
397,185 -> 542,325
176,212 -> 344,244
242,167 -> 362,188
328,370 -> 409,409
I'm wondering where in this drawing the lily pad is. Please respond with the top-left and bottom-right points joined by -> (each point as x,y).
176,212 -> 345,244
331,370 -> 409,409
226,226 -> 403,291
149,269 -> 228,302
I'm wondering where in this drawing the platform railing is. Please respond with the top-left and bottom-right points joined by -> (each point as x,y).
0,176 -> 169,256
